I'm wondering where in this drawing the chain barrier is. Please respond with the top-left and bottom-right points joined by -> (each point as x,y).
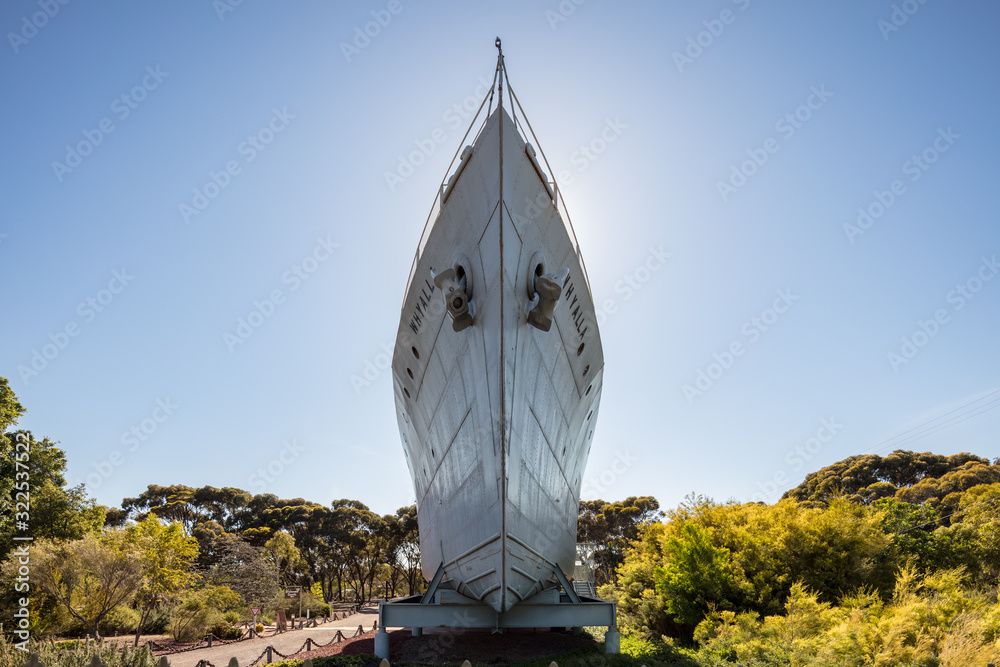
244,647 -> 272,667
148,604 -> 380,664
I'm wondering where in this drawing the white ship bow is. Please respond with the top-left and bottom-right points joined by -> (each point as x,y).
392,55 -> 603,613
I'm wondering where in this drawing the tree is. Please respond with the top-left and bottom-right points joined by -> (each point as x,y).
0,431 -> 99,563
610,497 -> 892,639
203,533 -> 279,607
124,515 -> 199,645
390,505 -> 421,596
0,377 -> 25,434
31,533 -> 144,640
655,522 -> 749,628
955,483 -> 1000,585
264,531 -> 303,585
895,461 -> 1000,519
782,450 -> 996,510
578,496 -> 662,586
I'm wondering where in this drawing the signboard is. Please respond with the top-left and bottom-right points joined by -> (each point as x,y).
284,587 -> 301,599
250,606 -> 261,617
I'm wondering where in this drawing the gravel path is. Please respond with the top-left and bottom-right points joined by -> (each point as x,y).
159,607 -> 380,667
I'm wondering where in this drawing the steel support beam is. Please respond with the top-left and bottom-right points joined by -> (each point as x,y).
376,589 -> 619,660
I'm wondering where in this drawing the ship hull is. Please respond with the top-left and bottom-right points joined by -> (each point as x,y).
392,106 -> 603,613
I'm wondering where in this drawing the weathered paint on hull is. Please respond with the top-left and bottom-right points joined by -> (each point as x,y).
392,106 -> 603,613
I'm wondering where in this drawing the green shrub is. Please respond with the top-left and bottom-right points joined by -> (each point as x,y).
142,605 -> 172,635
268,656 -> 376,667
0,637 -> 158,667
98,605 -> 141,635
211,621 -> 243,640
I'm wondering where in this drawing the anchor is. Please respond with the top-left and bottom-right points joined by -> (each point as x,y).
528,266 -> 570,332
432,260 -> 474,332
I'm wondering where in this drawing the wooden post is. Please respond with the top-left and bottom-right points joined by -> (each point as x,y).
266,647 -> 272,664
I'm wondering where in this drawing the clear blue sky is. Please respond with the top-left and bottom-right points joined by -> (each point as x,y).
2,1 -> 998,517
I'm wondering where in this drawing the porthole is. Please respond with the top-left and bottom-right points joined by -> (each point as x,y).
407,367 -> 414,379
577,342 -> 585,356
582,365 -> 590,376
412,346 -> 420,359
403,387 -> 411,398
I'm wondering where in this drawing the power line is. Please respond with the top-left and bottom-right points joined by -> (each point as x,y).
862,388 -> 1000,456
